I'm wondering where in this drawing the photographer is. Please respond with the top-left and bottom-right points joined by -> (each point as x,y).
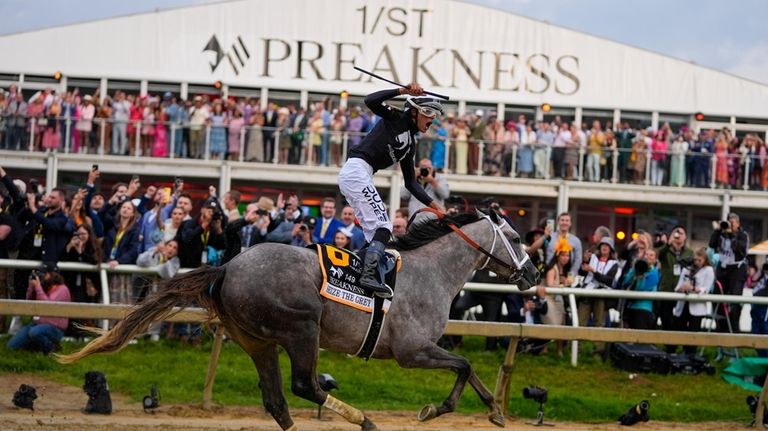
672,248 -> 715,356
400,158 -> 450,217
223,198 -> 274,264
6,264 -> 70,355
62,224 -> 102,303
708,213 -> 749,332
177,198 -> 225,269
656,225 -> 693,351
27,187 -> 75,266
622,249 -> 660,330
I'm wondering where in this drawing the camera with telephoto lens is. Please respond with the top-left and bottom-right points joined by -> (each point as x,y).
719,220 -> 730,230
419,167 -> 430,177
633,258 -> 650,276
29,269 -> 45,280
618,400 -> 650,426
747,395 -> 768,425
522,386 -> 548,404
28,178 -> 39,196
677,255 -> 694,270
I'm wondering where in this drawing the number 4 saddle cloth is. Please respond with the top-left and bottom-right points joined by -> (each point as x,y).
311,244 -> 401,313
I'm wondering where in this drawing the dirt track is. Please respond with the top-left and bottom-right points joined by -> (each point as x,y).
0,374 -> 741,431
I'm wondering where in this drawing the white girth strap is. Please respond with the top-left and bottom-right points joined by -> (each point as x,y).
323,394 -> 365,425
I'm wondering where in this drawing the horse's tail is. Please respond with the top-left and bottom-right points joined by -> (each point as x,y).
57,265 -> 226,364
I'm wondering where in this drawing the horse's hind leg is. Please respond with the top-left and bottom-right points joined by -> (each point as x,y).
280,324 -> 378,431
397,343 -> 504,428
228,323 -> 295,431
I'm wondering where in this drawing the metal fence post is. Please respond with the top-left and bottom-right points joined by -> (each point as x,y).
477,141 -> 485,176
710,154 -> 717,189
134,121 -> 141,158
99,118 -> 106,155
64,117 -> 71,154
510,144 -> 517,178
100,267 -> 110,330
204,124 -> 211,160
743,156 -> 751,190
28,118 -> 35,152
239,126 -> 246,162
569,293 -> 579,367
169,123 -> 176,159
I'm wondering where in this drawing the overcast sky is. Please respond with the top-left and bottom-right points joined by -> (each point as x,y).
1,0 -> 766,84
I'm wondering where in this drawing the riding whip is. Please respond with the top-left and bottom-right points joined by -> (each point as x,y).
353,66 -> 450,100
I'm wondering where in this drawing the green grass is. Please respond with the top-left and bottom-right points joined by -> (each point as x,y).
0,334 -> 754,423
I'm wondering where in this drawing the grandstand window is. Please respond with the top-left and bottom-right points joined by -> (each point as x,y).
504,104 -> 536,124
147,81 -> 181,97
582,108 -> 613,128
106,79 -> 141,94
268,89 -> 301,109
465,102 -> 498,118
543,106 -> 575,125
66,76 -> 100,95
658,112 -> 689,132
228,86 -> 260,99
619,111 -> 652,130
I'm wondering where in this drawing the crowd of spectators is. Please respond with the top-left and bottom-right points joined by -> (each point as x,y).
2,85 -> 768,190
0,158 -> 760,357
444,205 -> 757,362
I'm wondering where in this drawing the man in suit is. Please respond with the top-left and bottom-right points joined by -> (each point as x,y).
289,107 -> 308,164
313,198 -> 344,245
339,205 -> 365,250
262,102 -> 278,162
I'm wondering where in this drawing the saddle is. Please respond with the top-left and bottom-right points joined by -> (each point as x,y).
311,244 -> 400,312
310,244 -> 401,360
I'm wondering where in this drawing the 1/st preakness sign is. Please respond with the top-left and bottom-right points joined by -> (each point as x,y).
201,3 -> 581,97
4,0 -> 765,113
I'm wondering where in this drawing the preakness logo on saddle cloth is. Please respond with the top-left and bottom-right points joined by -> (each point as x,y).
313,244 -> 396,313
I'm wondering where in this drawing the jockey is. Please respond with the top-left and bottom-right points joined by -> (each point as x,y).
339,83 -> 446,298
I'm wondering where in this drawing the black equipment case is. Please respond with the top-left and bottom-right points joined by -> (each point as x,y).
610,343 -> 670,374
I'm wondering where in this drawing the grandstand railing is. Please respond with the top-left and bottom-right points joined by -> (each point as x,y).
2,115 -> 765,190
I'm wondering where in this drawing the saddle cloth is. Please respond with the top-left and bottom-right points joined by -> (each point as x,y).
311,244 -> 400,313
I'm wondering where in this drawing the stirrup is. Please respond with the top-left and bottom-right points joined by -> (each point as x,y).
361,278 -> 393,299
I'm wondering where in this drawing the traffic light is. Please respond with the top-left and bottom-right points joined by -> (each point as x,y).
213,80 -> 223,90
53,71 -> 62,81
541,103 -> 552,113
694,112 -> 705,121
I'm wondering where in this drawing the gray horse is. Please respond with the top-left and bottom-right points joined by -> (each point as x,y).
59,210 -> 539,430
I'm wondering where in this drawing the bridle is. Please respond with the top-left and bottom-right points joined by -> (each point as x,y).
408,208 -> 530,281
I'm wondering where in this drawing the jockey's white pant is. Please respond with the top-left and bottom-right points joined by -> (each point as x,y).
338,158 -> 392,243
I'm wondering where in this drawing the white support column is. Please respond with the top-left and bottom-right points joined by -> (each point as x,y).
99,78 -> 108,104
180,82 -> 189,101
651,111 -> 659,131
219,163 -> 231,199
574,106 -> 583,128
59,76 -> 68,95
18,73 -> 25,92
535,106 -> 543,123
557,181 -> 569,215
457,100 -> 467,117
730,116 -> 737,133
389,170 -> 401,221
613,109 -> 621,130
496,102 -> 505,121
45,152 -> 58,189
260,88 -> 269,111
221,84 -> 229,100
721,191 -> 731,222
140,80 -> 148,97
300,90 -> 309,110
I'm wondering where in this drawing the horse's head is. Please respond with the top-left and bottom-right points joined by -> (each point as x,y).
473,209 -> 540,289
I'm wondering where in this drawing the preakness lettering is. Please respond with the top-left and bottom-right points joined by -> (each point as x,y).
203,5 -> 581,95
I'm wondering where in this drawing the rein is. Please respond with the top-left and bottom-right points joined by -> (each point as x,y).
407,208 -> 527,274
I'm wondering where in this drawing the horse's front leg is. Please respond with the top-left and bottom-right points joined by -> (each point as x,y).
395,343 -> 504,428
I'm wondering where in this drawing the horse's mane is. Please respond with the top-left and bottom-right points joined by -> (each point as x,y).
390,212 -> 482,251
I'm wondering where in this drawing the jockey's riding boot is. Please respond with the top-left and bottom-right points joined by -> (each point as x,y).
360,240 -> 392,298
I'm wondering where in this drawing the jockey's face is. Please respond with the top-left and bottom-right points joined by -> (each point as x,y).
411,109 -> 435,133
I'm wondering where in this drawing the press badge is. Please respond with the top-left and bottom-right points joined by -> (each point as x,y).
673,264 -> 681,276
201,250 -> 208,264
33,234 -> 43,247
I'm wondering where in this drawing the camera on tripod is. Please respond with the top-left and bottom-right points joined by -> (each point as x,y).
523,386 -> 548,404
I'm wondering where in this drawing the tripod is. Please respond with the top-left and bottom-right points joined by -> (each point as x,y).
526,402 -> 554,427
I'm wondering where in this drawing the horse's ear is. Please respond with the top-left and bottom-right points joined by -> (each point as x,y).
475,208 -> 487,218
489,209 -> 500,224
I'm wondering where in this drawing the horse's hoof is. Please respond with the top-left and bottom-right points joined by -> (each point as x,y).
361,416 -> 378,431
417,404 -> 438,422
488,411 -> 505,428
